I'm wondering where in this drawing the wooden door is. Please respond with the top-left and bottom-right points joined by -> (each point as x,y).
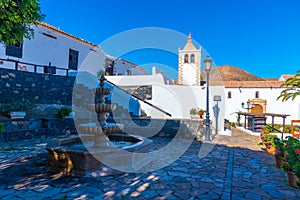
251,104 -> 263,114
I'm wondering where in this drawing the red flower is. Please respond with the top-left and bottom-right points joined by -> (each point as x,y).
296,149 -> 300,155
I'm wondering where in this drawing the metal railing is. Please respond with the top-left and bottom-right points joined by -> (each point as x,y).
264,124 -> 285,141
0,58 -> 69,76
105,78 -> 172,117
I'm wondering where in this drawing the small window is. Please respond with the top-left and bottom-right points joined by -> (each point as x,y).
127,70 -> 132,75
68,49 -> 79,70
184,54 -> 189,63
228,91 -> 232,99
190,54 -> 195,63
5,43 -> 23,58
255,91 -> 259,98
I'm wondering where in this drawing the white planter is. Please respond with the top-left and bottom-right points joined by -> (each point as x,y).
9,111 -> 26,119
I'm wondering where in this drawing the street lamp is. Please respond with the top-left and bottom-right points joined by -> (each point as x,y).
204,56 -> 212,141
241,100 -> 254,113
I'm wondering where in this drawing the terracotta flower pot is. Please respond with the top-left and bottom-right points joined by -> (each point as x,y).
266,146 -> 275,155
275,156 -> 283,168
286,171 -> 299,188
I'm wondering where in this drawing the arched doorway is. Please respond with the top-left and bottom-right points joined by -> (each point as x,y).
251,104 -> 263,114
250,98 -> 267,113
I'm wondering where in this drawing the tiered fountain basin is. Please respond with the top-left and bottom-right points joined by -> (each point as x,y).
87,104 -> 117,113
78,123 -> 123,135
46,129 -> 152,176
94,88 -> 111,95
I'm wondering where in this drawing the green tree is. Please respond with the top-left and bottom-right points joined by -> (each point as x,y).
0,0 -> 45,45
278,70 -> 300,101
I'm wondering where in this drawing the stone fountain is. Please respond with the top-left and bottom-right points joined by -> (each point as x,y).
46,75 -> 152,176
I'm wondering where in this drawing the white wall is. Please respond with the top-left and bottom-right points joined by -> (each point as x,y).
152,67 -> 174,85
181,63 -> 197,85
105,74 -> 226,135
225,87 -> 300,125
106,73 -> 165,86
146,84 -> 225,134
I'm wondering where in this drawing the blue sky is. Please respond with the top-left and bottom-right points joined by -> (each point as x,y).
40,0 -> 300,78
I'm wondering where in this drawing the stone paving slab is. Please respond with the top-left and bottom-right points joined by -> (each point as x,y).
1,131 -> 300,199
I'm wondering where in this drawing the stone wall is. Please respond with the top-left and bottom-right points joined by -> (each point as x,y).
116,118 -> 205,140
0,68 -> 75,106
0,118 -> 76,142
0,117 -> 205,143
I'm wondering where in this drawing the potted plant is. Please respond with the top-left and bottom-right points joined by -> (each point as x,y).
274,137 -> 286,168
281,137 -> 300,188
190,108 -> 197,118
197,109 -> 206,119
263,132 -> 278,155
261,125 -> 271,145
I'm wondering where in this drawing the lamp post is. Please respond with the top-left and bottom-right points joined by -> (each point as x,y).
204,56 -> 212,141
241,100 -> 254,130
241,100 -> 254,113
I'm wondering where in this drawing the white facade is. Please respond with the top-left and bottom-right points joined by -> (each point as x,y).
107,67 -> 225,135
0,22 -> 106,76
224,86 -> 300,125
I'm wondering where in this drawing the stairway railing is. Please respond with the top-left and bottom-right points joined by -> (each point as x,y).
264,124 -> 284,140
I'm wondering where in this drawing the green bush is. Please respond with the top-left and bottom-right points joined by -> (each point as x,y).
230,122 -> 236,128
58,107 -> 72,118
284,125 -> 292,133
262,124 -> 292,134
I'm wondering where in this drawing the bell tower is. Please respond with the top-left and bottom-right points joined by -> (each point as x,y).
178,33 -> 202,86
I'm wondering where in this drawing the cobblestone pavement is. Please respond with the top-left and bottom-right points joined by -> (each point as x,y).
1,129 -> 300,200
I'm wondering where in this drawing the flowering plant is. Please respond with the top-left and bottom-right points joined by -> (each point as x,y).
281,137 -> 300,174
190,108 -> 206,118
274,138 -> 286,157
197,109 -> 206,119
262,132 -> 278,149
